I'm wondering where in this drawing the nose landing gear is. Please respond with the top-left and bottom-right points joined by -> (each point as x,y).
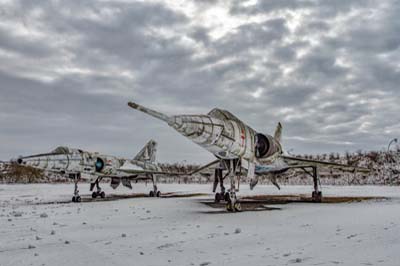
71,173 -> 81,203
225,191 -> 241,212
224,159 -> 242,212
90,177 -> 105,199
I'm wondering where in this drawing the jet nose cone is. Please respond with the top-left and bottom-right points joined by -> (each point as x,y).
127,101 -> 172,123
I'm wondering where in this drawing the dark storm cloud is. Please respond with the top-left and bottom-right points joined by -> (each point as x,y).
0,0 -> 399,162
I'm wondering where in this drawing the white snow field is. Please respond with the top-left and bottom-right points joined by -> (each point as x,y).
1,184 -> 400,266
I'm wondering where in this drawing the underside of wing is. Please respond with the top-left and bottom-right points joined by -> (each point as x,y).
117,168 -> 185,176
187,159 -> 220,176
281,155 -> 370,173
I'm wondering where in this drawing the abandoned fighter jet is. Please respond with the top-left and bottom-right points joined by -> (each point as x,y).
128,102 -> 370,212
14,140 -> 169,202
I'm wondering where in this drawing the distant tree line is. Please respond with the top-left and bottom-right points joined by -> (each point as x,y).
1,149 -> 400,185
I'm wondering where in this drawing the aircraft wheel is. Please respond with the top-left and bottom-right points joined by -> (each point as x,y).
100,191 -> 106,198
73,196 -> 81,203
149,191 -> 155,197
225,203 -> 234,212
156,191 -> 161,197
92,192 -> 97,199
214,193 -> 221,203
234,202 -> 242,212
312,191 -> 322,202
224,192 -> 230,202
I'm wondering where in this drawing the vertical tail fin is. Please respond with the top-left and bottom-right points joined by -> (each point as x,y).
274,122 -> 283,143
134,140 -> 157,163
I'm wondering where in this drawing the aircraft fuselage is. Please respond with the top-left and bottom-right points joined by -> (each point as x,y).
128,102 -> 282,167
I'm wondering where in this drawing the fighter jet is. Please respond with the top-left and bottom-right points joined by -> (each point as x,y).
14,140 -> 170,202
128,102 -> 370,212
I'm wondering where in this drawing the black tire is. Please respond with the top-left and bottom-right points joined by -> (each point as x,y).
312,191 -> 322,202
72,196 -> 76,202
100,191 -> 105,198
156,191 -> 161,197
234,202 -> 242,212
92,192 -> 97,199
317,191 -> 322,202
76,196 -> 81,202
224,192 -> 230,202
215,193 -> 221,203
149,191 -> 155,197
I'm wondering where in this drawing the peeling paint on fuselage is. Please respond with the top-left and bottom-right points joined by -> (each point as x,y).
168,108 -> 281,165
16,147 -> 159,180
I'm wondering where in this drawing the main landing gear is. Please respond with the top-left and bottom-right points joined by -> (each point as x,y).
213,168 -> 227,203
301,166 -> 322,202
90,177 -> 105,199
148,174 -> 161,198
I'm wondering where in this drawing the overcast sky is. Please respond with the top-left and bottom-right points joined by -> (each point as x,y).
1,0 -> 399,163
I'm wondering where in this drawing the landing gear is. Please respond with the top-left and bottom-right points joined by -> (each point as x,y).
311,166 -> 322,202
234,202 -> 242,212
312,191 -> 322,202
224,192 -> 230,202
213,169 -> 226,203
91,191 -> 106,199
215,192 -> 222,203
301,166 -> 323,203
211,159 -> 243,211
149,174 -> 161,197
149,190 -> 161,197
224,159 -> 242,212
225,192 -> 242,212
71,173 -> 81,203
90,177 -> 105,199
72,195 -> 81,202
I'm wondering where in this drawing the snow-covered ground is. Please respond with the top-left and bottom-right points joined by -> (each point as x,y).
1,184 -> 400,266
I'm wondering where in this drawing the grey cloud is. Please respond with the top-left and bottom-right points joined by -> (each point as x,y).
230,0 -> 314,15
230,0 -> 370,18
0,27 -> 54,58
296,50 -> 350,81
0,0 -> 399,162
215,18 -> 289,56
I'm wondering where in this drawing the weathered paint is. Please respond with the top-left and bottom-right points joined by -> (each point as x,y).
128,102 -> 282,167
16,140 -> 162,182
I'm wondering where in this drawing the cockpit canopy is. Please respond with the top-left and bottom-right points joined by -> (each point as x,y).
51,146 -> 88,155
208,108 -> 243,123
51,146 -> 71,154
